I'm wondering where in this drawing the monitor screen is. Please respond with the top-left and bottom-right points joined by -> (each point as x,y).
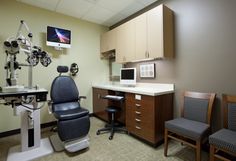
120,68 -> 136,86
47,26 -> 71,48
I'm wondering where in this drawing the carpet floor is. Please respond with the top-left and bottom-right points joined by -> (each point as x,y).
0,117 -> 213,161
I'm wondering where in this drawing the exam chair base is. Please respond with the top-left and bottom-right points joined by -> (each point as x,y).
7,138 -> 53,161
49,134 -> 89,152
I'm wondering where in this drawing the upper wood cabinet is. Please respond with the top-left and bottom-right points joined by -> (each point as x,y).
134,14 -> 148,60
134,4 -> 174,60
115,20 -> 135,63
147,4 -> 174,58
100,4 -> 174,63
100,29 -> 116,57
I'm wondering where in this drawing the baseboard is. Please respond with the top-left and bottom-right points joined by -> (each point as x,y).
0,114 -> 94,138
0,121 -> 57,138
0,129 -> 21,138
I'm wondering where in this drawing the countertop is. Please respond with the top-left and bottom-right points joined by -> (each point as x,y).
92,83 -> 174,96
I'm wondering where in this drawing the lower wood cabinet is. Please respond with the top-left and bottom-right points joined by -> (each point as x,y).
93,87 -> 173,146
92,88 -> 109,121
92,87 -> 126,124
125,93 -> 173,145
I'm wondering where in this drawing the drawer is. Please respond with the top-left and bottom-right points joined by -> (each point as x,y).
132,121 -> 155,143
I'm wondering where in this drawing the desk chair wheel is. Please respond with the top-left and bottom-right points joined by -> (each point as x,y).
96,131 -> 100,135
109,136 -> 113,140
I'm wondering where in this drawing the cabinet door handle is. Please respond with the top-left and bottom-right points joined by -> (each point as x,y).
135,126 -> 141,130
135,118 -> 141,122
135,104 -> 141,107
135,111 -> 141,115
147,52 -> 149,58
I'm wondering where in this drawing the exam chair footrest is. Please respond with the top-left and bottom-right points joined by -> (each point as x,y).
50,134 -> 89,152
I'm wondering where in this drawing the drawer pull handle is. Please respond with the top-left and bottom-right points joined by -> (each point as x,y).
135,126 -> 141,130
135,104 -> 141,107
135,119 -> 141,122
135,111 -> 141,114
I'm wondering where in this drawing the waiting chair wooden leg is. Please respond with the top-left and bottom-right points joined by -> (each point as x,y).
164,129 -> 168,157
196,140 -> 201,161
209,145 -> 215,161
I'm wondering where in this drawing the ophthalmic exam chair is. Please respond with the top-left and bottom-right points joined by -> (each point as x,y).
49,66 -> 90,152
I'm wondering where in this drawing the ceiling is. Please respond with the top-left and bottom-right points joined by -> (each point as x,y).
16,0 -> 158,27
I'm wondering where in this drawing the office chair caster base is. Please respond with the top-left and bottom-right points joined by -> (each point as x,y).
109,136 -> 113,140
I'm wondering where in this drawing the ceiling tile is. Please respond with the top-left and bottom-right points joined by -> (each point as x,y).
119,1 -> 144,17
56,0 -> 94,18
82,5 -> 114,24
97,0 -> 136,12
102,13 -> 126,26
137,0 -> 157,6
17,0 -> 160,27
18,0 -> 59,11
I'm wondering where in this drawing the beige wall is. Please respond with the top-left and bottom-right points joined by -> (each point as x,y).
126,0 -> 236,131
0,0 -> 109,132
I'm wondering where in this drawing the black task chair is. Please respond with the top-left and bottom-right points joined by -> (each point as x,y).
49,66 -> 90,152
96,94 -> 127,140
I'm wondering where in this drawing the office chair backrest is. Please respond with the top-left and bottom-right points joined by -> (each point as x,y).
51,66 -> 79,104
222,94 -> 236,131
182,91 -> 216,124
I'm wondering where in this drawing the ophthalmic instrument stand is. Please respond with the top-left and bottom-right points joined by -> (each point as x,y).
0,88 -> 53,161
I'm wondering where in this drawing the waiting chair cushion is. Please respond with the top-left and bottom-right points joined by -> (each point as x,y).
165,118 -> 210,140
183,97 -> 209,123
209,128 -> 236,153
228,103 -> 236,131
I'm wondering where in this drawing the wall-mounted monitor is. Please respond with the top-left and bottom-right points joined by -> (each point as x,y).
120,68 -> 136,86
46,26 -> 71,48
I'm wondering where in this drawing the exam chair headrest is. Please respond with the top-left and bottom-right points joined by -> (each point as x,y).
57,66 -> 69,73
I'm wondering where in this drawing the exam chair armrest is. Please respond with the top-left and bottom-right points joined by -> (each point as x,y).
47,100 -> 53,114
78,96 -> 86,101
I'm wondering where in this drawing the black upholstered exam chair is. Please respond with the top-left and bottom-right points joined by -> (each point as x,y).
209,94 -> 236,161
164,91 -> 216,161
49,66 -> 90,152
96,94 -> 127,140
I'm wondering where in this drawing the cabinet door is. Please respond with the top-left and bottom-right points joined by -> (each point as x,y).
100,32 -> 108,53
147,5 -> 164,58
92,88 -> 109,121
100,29 -> 116,53
116,20 -> 135,63
134,14 -> 148,60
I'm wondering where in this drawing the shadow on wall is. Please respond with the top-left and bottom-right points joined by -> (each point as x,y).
211,96 -> 222,132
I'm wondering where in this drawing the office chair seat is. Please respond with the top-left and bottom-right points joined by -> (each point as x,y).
54,107 -> 89,120
106,106 -> 119,113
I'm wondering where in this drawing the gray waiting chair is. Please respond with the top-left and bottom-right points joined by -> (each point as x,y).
209,94 -> 236,161
164,91 -> 216,161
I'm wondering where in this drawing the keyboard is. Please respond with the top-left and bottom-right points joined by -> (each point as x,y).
103,95 -> 124,100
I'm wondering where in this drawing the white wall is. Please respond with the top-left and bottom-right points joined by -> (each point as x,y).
0,0 -> 109,132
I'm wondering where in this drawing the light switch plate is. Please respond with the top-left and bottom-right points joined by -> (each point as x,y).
140,63 -> 155,78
